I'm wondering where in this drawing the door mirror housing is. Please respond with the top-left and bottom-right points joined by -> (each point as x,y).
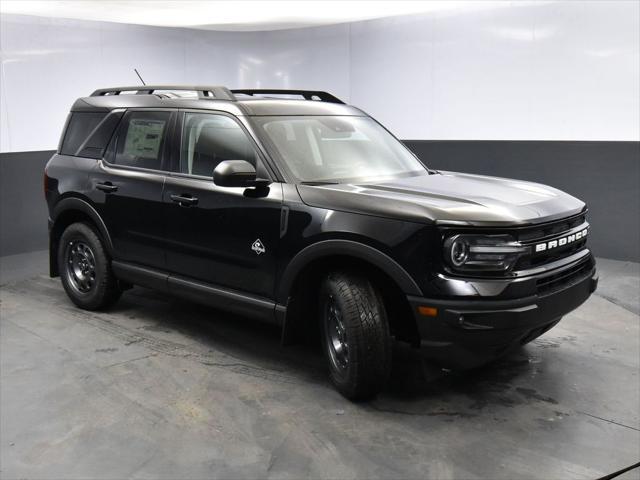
213,160 -> 270,188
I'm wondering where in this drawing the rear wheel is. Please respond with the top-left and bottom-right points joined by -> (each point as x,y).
58,222 -> 121,310
320,271 -> 391,400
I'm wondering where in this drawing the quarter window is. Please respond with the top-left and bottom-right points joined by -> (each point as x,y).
60,112 -> 106,156
180,113 -> 258,177
110,111 -> 171,170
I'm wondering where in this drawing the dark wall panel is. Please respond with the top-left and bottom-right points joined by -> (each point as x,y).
1,142 -> 639,261
0,151 -> 53,256
405,141 -> 640,262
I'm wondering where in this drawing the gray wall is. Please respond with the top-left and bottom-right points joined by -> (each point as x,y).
0,151 -> 52,256
1,142 -> 638,261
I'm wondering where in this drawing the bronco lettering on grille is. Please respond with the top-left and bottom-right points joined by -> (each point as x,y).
535,228 -> 588,253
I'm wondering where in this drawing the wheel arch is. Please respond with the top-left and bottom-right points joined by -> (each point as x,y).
277,240 -> 421,303
278,240 -> 422,346
49,197 -> 113,277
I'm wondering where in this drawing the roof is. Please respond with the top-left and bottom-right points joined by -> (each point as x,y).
71,86 -> 366,116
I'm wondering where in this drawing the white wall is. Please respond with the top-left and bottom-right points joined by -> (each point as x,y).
1,0 -> 638,152
0,16 -> 252,152
349,1 -> 639,141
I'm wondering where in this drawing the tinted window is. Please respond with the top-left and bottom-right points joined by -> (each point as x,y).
77,111 -> 124,159
180,113 -> 257,176
60,112 -> 106,156
111,111 -> 171,170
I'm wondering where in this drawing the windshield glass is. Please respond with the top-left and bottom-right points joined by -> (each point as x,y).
253,116 -> 427,183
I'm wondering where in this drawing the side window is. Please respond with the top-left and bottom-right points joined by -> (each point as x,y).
109,111 -> 171,170
180,113 -> 259,177
60,112 -> 106,156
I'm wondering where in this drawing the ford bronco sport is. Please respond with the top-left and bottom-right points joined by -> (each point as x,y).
45,86 -> 598,400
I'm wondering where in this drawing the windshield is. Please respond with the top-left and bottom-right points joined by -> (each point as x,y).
253,116 -> 427,183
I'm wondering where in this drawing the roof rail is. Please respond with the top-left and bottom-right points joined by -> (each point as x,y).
90,85 -> 235,100
90,86 -> 345,104
231,89 -> 345,104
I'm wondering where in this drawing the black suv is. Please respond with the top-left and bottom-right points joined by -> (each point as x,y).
45,85 -> 598,399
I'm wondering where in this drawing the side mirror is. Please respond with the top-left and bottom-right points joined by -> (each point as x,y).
213,160 -> 269,188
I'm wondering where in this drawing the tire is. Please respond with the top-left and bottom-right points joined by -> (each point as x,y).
58,222 -> 121,310
319,271 -> 392,400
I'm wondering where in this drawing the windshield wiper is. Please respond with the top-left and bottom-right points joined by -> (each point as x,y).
299,181 -> 340,186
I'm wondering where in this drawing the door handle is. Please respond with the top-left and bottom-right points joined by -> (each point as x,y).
170,194 -> 198,207
96,182 -> 118,193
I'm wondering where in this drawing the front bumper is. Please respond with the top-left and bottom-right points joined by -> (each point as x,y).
409,258 -> 598,369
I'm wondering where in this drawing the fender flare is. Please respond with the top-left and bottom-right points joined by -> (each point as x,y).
51,197 -> 114,254
276,239 -> 422,305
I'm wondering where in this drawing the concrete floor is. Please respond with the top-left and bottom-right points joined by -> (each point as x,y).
1,251 -> 638,479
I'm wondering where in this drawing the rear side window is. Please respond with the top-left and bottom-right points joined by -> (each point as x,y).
108,111 -> 171,170
60,112 -> 106,156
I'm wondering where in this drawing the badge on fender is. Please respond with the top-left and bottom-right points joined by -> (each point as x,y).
251,239 -> 266,255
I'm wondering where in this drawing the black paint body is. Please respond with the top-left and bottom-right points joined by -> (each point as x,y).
44,90 -> 598,368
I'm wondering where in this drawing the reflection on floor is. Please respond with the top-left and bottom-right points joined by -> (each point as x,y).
1,251 -> 639,479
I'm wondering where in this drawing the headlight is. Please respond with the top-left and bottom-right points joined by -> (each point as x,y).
449,237 -> 469,266
443,234 -> 528,272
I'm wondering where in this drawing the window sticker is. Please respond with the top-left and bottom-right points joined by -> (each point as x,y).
123,119 -> 166,159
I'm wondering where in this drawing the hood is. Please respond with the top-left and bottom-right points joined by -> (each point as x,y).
296,171 -> 585,226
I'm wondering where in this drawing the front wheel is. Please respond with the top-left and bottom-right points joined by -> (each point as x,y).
320,271 -> 392,400
58,222 -> 121,310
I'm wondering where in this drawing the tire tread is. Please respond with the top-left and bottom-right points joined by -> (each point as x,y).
322,271 -> 391,400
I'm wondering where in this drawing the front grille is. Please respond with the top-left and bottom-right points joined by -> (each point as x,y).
515,236 -> 587,270
512,212 -> 588,270
535,257 -> 593,295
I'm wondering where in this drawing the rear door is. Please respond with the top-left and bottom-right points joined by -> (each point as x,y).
91,109 -> 176,270
162,111 -> 282,298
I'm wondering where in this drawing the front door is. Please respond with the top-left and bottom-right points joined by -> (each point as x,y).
162,111 -> 282,298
